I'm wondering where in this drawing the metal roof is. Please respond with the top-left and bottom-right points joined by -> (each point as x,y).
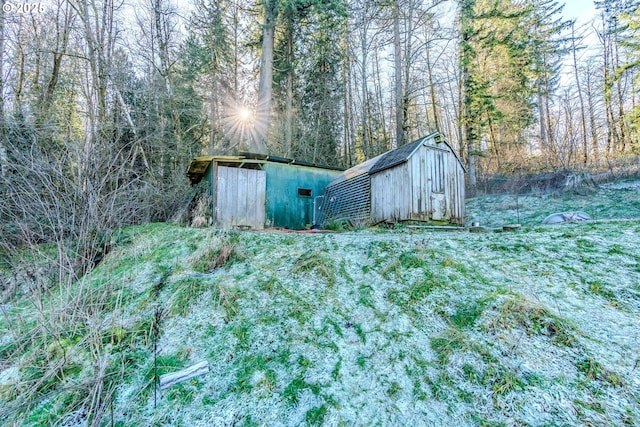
329,132 -> 464,187
368,138 -> 426,175
186,153 -> 344,185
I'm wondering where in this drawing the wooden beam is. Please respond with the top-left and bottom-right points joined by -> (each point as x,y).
160,361 -> 209,391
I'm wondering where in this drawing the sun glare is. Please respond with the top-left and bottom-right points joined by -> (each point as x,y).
238,107 -> 252,122
221,101 -> 264,152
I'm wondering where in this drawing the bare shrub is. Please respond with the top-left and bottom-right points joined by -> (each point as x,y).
0,132 -> 190,425
190,193 -> 211,228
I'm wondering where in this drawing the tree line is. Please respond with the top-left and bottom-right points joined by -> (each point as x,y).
1,0 -> 639,176
0,0 -> 639,257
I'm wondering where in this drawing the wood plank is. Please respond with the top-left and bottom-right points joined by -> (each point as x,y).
237,168 -> 248,225
160,361 -> 209,391
256,171 -> 266,228
216,166 -> 229,227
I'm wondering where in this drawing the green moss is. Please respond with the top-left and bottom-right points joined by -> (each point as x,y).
357,285 -> 376,309
169,277 -> 212,316
232,323 -> 253,351
233,354 -> 277,394
387,381 -> 402,397
495,296 -> 576,347
487,367 -> 526,395
430,328 -> 467,364
282,374 -> 320,405
586,280 -> 617,302
338,260 -> 353,283
398,251 -> 427,268
332,356 -> 342,381
576,357 -> 625,386
356,354 -> 367,369
258,276 -> 280,293
381,260 -> 402,280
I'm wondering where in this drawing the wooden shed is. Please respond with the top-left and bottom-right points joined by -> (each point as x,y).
320,132 -> 466,226
186,153 -> 343,230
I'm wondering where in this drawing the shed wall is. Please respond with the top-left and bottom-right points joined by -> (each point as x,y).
327,137 -> 466,226
214,166 -> 266,229
263,163 -> 340,229
370,162 -> 412,223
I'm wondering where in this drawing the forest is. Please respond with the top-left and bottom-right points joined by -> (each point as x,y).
1,0 -> 640,269
1,1 -> 640,424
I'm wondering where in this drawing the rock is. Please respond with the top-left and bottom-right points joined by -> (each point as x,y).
542,211 -> 591,224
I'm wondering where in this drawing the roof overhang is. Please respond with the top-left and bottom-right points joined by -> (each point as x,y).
186,153 -> 344,185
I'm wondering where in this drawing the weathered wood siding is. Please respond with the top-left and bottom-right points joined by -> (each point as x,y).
215,166 -> 266,229
371,142 -> 465,225
321,133 -> 465,227
370,162 -> 412,223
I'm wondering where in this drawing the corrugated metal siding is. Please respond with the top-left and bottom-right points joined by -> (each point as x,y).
215,166 -> 266,229
320,174 -> 371,226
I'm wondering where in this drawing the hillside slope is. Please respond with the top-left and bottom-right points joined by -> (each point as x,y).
1,182 -> 639,426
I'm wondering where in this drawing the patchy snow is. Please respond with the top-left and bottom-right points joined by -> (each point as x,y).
2,185 -> 640,425
99,221 -> 637,426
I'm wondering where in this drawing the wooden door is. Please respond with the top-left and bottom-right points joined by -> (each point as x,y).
430,150 -> 447,221
215,166 -> 266,229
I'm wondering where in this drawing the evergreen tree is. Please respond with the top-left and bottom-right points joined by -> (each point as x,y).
524,0 -> 572,159
618,5 -> 640,151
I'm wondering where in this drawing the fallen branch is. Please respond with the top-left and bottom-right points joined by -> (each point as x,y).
159,361 -> 209,391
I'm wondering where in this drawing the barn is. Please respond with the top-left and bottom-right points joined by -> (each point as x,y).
319,132 -> 466,226
186,153 -> 343,230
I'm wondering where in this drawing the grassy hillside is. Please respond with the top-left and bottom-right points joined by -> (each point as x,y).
1,181 -> 639,426
467,179 -> 640,226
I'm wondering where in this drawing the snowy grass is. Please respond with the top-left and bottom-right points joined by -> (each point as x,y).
1,184 -> 639,426
467,178 -> 640,226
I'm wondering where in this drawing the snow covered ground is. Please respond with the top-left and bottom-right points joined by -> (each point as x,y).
1,180 -> 639,426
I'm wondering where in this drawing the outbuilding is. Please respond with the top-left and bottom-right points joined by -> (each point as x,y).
319,132 -> 466,226
186,153 -> 343,230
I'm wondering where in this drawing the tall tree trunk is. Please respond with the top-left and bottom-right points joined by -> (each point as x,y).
209,82 -> 217,154
538,87 -> 547,150
393,0 -> 403,148
256,0 -> 277,154
571,24 -> 589,164
425,41 -> 440,132
373,46 -> 389,153
460,0 -> 476,189
14,28 -> 26,114
585,62 -> 599,160
600,13 -> 616,156
0,1 -> 7,177
359,19 -> 370,159
284,23 -> 293,158
40,2 -> 74,121
613,40 -> 626,153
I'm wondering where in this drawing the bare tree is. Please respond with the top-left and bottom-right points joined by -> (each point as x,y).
255,0 -> 277,154
571,23 -> 590,164
0,1 -> 7,177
